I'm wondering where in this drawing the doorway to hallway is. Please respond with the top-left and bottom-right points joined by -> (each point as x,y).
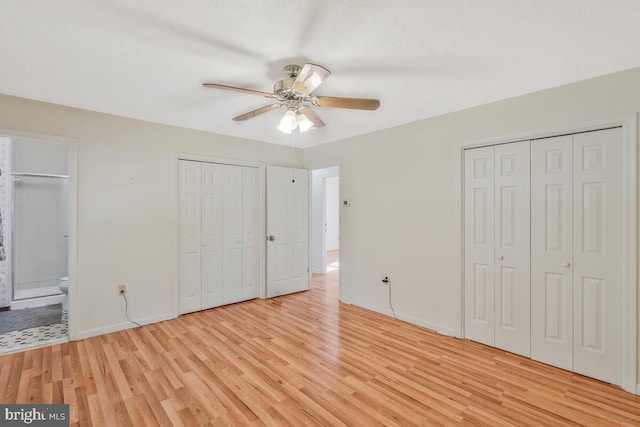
310,167 -> 340,296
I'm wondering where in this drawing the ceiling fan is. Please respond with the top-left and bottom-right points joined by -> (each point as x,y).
203,63 -> 380,133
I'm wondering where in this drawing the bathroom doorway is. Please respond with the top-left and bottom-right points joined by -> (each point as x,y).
0,136 -> 71,353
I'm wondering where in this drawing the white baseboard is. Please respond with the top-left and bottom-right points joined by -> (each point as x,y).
74,312 -> 175,340
636,383 -> 640,395
395,312 -> 457,337
349,300 -> 457,337
353,301 -> 395,318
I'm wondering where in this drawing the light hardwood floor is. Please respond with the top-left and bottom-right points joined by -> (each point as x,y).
1,270 -> 639,426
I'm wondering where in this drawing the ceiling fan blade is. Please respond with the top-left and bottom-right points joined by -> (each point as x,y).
313,96 -> 380,110
232,103 -> 282,121
203,83 -> 272,97
291,63 -> 331,95
298,106 -> 325,128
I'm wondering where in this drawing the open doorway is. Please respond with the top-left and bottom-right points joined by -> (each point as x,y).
310,167 -> 340,290
0,135 -> 72,354
324,176 -> 340,273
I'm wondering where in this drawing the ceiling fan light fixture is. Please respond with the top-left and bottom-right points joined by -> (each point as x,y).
277,110 -> 297,134
296,112 -> 313,133
204,62 -> 379,133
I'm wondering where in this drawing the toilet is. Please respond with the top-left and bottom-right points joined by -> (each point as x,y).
59,276 -> 69,310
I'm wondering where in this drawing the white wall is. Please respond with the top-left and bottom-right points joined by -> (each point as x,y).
310,166 -> 339,273
303,67 -> 640,361
0,93 -> 303,339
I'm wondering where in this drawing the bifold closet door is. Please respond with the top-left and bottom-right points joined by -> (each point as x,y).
242,167 -> 259,300
531,128 -> 622,385
179,161 -> 224,313
493,142 -> 530,357
464,146 -> 495,346
531,135 -> 573,371
222,165 -> 243,304
464,141 -> 530,356
221,165 -> 260,305
178,160 -> 204,314
572,129 -> 622,385
179,161 -> 259,314
201,162 -> 223,309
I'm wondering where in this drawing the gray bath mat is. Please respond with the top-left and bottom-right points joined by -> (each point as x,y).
0,304 -> 63,333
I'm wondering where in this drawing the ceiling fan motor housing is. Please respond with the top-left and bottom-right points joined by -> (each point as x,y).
273,77 -> 296,96
273,64 -> 306,101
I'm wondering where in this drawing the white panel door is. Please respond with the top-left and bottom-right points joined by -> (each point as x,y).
572,128 -> 622,385
531,136 -> 573,370
242,167 -> 259,300
223,164 -> 244,304
201,163 -> 223,309
493,141 -> 530,357
178,161 -> 203,314
267,166 -> 309,298
464,146 -> 495,346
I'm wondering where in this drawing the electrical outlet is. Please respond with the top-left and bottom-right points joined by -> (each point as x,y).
118,284 -> 127,295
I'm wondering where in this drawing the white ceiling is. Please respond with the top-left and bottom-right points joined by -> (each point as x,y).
1,1 -> 640,148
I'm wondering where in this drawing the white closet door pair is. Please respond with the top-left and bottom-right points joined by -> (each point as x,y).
464,141 -> 531,357
465,128 -> 623,386
531,129 -> 622,385
178,161 -> 259,314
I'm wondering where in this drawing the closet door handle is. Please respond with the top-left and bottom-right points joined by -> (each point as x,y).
562,261 -> 570,268
497,255 -> 504,260
202,243 -> 208,247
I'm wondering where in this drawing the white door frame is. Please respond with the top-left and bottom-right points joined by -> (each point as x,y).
175,153 -> 266,310
0,128 -> 78,341
319,176 -> 327,274
455,114 -> 637,394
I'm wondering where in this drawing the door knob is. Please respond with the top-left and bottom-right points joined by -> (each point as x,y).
202,243 -> 208,247
268,235 -> 275,241
562,261 -> 570,268
498,255 -> 504,260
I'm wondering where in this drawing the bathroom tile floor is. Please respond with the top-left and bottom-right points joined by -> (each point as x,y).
0,310 -> 68,354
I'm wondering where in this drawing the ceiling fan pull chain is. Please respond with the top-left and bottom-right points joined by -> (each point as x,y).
291,132 -> 296,183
